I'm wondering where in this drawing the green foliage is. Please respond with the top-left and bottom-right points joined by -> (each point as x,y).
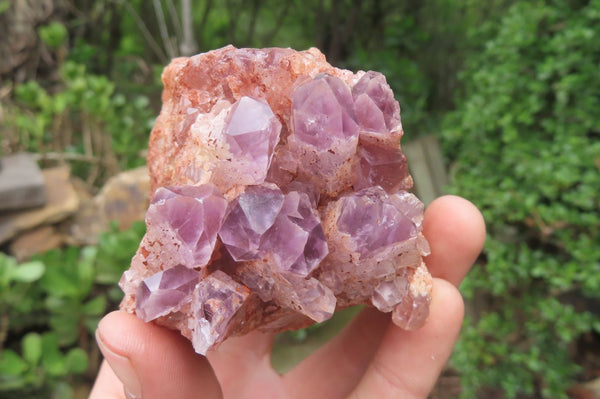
38,247 -> 103,346
95,221 -> 146,287
8,60 -> 153,184
0,253 -> 88,397
0,220 -> 144,398
38,22 -> 68,49
444,1 -> 600,397
0,0 -> 10,15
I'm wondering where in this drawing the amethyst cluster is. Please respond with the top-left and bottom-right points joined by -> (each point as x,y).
120,46 -> 432,355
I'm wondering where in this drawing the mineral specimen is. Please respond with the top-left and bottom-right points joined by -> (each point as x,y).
120,45 -> 432,355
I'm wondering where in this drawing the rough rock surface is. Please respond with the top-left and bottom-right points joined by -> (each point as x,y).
9,225 -> 64,262
120,46 -> 432,355
63,166 -> 150,245
0,166 -> 79,244
0,152 -> 46,211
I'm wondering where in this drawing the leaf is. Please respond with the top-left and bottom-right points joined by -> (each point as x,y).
53,381 -> 74,399
11,261 -> 45,283
22,332 -> 42,366
0,1 -> 10,15
40,257 -> 80,299
84,316 -> 103,334
49,312 -> 80,346
65,348 -> 88,374
77,246 -> 97,295
41,333 -> 66,377
38,22 -> 68,49
0,253 -> 17,288
0,350 -> 28,376
45,295 -> 69,312
82,295 -> 107,316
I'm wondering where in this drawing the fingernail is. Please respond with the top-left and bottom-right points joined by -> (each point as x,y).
96,330 -> 142,399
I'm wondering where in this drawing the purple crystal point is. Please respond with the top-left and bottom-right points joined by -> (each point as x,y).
285,181 -> 320,207
146,184 -> 227,268
136,265 -> 200,322
336,186 -> 417,258
223,96 -> 281,183
292,74 -> 358,150
371,265 -> 431,331
262,191 -> 328,276
355,142 -> 412,193
392,293 -> 430,330
353,94 -> 387,134
190,271 -> 250,354
219,184 -> 285,261
391,265 -> 432,330
371,277 -> 409,313
276,273 -> 336,322
352,71 -> 401,133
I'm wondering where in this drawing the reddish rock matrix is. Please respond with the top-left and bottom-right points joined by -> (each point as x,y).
120,45 -> 432,355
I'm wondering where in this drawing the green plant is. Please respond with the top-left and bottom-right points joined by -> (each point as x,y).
444,1 -> 600,397
6,60 -> 154,185
0,253 -> 88,398
95,220 -> 146,302
0,0 -> 10,15
0,219 -> 145,398
38,247 -> 105,347
0,256 -> 46,344
38,22 -> 68,49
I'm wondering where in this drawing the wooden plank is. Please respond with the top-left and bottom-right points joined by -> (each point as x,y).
422,135 -> 449,193
403,135 -> 448,205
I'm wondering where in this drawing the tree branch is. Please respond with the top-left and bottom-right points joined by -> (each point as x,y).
152,0 -> 177,58
180,0 -> 198,55
197,0 -> 214,50
121,0 -> 168,63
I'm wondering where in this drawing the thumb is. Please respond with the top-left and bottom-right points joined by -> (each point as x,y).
90,310 -> 222,399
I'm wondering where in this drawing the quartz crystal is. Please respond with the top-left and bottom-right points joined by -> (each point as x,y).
219,184 -> 285,261
136,265 -> 199,322
222,96 -> 281,184
352,71 -> 402,141
145,185 -> 227,269
120,46 -> 432,355
190,270 -> 251,354
292,74 -> 358,149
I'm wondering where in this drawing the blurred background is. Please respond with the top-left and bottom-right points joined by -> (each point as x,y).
0,1 -> 599,398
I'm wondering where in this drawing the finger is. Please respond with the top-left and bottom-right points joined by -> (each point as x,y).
90,310 -> 222,399
348,278 -> 464,399
208,330 -> 274,370
283,307 -> 390,398
89,360 -> 127,399
284,195 -> 483,398
207,331 -> 283,398
423,195 -> 486,286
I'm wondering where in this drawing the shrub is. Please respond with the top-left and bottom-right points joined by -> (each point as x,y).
4,60 -> 154,185
0,222 -> 145,399
444,1 -> 600,397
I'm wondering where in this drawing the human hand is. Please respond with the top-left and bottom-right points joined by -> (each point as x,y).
89,195 -> 485,399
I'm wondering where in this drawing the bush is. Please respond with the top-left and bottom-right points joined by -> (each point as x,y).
0,222 -> 145,399
4,59 -> 154,185
444,1 -> 600,397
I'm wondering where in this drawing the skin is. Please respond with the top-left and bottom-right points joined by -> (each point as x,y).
89,195 -> 486,399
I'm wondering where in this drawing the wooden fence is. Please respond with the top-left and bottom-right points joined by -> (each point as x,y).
403,135 -> 449,206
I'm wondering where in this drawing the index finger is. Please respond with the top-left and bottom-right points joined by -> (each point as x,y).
423,195 -> 486,286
